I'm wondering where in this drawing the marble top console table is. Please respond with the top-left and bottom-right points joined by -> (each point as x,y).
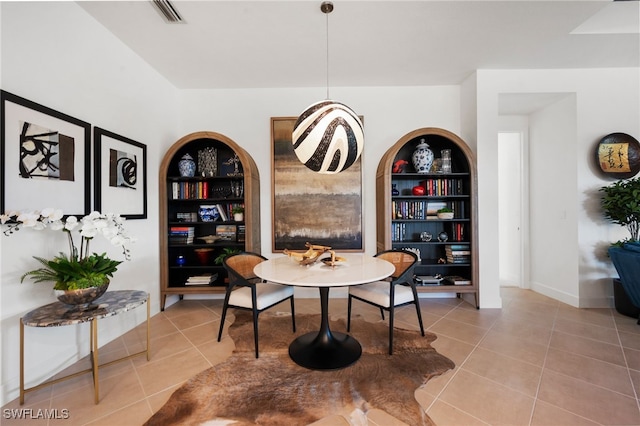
20,290 -> 150,405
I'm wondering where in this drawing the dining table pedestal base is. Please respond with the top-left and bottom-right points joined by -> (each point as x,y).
289,287 -> 362,370
289,330 -> 362,370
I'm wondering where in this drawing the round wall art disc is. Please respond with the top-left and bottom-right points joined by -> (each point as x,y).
596,132 -> 640,179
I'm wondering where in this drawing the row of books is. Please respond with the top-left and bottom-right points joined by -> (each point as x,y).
391,223 -> 466,243
170,181 -> 210,200
392,200 -> 466,220
445,243 -> 470,264
419,178 -> 465,196
452,223 -> 465,242
169,224 -> 244,244
169,226 -> 195,244
174,203 -> 244,223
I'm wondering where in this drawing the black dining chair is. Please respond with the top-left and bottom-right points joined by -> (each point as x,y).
217,252 -> 296,358
347,249 -> 425,354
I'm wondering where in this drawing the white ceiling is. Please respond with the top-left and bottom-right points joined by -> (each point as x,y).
78,0 -> 639,90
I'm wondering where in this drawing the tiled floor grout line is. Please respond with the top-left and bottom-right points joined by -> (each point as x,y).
527,299 -> 559,426
421,303 -> 497,424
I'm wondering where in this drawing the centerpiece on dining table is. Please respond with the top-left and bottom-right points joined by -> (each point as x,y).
1,208 -> 134,307
283,242 -> 346,266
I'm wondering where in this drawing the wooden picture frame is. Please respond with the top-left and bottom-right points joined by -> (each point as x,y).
0,90 -> 91,216
271,116 -> 364,252
94,127 -> 147,219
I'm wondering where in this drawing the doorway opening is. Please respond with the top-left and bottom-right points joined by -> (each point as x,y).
498,131 -> 528,288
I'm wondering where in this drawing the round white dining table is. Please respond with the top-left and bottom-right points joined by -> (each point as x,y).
254,253 -> 394,370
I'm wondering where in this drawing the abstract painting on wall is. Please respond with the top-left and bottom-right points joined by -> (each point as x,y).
94,127 -> 147,219
1,90 -> 90,215
271,116 -> 364,252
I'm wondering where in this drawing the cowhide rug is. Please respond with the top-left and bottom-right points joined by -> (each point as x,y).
144,311 -> 455,426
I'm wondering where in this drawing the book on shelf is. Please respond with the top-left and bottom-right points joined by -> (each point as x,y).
216,224 -> 237,241
176,212 -> 198,222
169,226 -> 194,244
237,225 -> 246,242
443,275 -> 471,285
216,204 -> 228,221
185,273 -> 218,286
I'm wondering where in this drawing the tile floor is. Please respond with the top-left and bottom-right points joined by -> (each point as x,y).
3,287 -> 640,425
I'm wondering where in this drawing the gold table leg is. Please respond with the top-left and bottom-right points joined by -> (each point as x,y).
91,319 -> 99,404
19,319 -> 24,405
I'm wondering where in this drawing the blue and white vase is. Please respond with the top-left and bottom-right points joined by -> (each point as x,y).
178,153 -> 196,177
412,139 -> 434,174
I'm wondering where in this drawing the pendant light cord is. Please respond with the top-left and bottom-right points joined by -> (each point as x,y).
325,8 -> 330,99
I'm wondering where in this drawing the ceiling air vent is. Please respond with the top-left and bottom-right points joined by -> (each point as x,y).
151,0 -> 184,23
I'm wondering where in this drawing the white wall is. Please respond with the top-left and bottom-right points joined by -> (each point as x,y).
529,94 -> 579,304
477,68 -> 640,309
178,86 -> 462,257
0,2 -> 179,406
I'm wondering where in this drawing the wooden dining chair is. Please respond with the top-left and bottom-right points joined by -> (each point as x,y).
347,249 -> 424,354
217,252 -> 296,358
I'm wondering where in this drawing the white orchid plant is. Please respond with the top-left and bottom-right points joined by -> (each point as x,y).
1,208 -> 134,290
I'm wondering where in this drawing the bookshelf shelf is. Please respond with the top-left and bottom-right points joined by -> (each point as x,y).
376,128 -> 479,308
159,131 -> 260,310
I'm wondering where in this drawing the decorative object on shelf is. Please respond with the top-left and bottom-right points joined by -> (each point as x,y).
232,206 -> 244,222
292,2 -> 364,174
393,160 -> 408,173
438,231 -> 449,242
194,248 -> 213,265
441,149 -> 452,173
176,254 -> 186,266
178,153 -> 196,177
391,184 -> 400,196
596,132 -> 640,179
412,139 -> 434,174
430,158 -> 442,173
412,185 -> 425,196
198,235 -> 222,244
199,205 -> 220,222
223,153 -> 243,176
197,147 -> 218,177
1,208 -> 134,305
437,207 -> 454,219
420,231 -> 432,242
231,180 -> 244,198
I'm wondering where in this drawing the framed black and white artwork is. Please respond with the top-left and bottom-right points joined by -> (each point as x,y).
0,90 -> 91,216
94,127 -> 147,219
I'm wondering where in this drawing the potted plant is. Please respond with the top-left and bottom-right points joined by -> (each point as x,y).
600,177 -> 640,317
437,207 -> 454,219
232,206 -> 244,222
1,209 -> 134,305
215,247 -> 242,266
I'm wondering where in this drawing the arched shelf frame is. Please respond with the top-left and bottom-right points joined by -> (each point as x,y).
159,131 -> 260,309
376,127 -> 479,306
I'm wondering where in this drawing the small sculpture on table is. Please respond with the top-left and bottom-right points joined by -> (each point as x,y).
284,242 -> 345,266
